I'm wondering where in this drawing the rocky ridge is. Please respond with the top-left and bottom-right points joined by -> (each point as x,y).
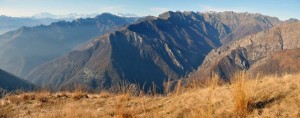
189,22 -> 300,80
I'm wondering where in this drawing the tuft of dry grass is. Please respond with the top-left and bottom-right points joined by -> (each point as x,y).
0,73 -> 299,118
111,80 -> 141,96
163,79 -> 171,95
0,88 -> 8,98
72,91 -> 88,101
207,73 -> 221,118
152,82 -> 157,97
173,79 -> 182,96
231,71 -> 252,117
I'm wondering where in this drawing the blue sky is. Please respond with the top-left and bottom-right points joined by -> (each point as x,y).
0,0 -> 299,20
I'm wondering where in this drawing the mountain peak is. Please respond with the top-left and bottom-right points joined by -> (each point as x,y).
93,13 -> 119,19
158,11 -> 192,19
96,12 -> 114,16
285,18 -> 299,23
32,12 -> 56,19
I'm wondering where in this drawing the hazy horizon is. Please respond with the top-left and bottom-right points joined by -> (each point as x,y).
0,0 -> 299,20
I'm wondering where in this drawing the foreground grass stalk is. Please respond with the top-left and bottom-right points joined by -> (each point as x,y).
174,79 -> 182,96
232,72 -> 252,117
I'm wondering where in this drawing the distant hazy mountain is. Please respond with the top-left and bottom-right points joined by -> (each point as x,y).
117,13 -> 139,17
0,13 -> 136,77
189,22 -> 300,81
0,15 -> 60,35
32,12 -> 58,19
285,18 -> 299,23
32,12 -> 140,20
25,11 -> 283,91
0,69 -> 35,92
32,12 -> 99,21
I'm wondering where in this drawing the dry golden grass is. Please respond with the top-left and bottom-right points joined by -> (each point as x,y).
232,72 -> 252,117
0,73 -> 299,118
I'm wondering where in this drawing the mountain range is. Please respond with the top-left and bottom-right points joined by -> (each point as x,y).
23,11 -> 286,91
0,11 -> 299,92
32,12 -> 139,21
0,15 -> 61,35
0,13 -> 137,77
32,12 -> 98,21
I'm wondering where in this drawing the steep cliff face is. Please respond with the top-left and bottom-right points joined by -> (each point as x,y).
189,22 -> 300,81
25,11 -> 284,91
201,11 -> 281,44
0,13 -> 135,77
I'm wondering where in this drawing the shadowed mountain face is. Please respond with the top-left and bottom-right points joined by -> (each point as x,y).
0,13 -> 136,77
0,69 -> 35,92
25,11 -> 284,91
189,22 -> 300,81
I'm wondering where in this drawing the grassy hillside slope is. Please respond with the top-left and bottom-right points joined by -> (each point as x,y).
1,73 -> 299,118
